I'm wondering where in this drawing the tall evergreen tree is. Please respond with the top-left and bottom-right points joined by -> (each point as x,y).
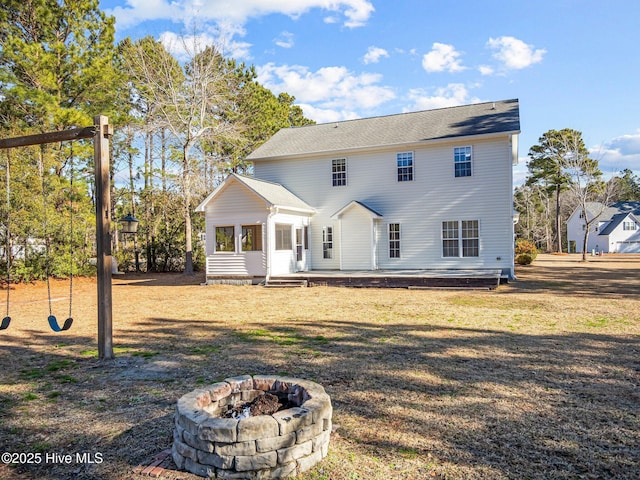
0,0 -> 119,131
527,128 -> 589,253
0,0 -> 119,281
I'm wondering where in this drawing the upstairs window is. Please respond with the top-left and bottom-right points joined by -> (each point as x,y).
397,152 -> 414,182
623,220 -> 637,231
454,146 -> 472,177
215,226 -> 235,252
332,159 -> 347,186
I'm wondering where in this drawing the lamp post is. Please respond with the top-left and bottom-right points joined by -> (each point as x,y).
119,213 -> 140,271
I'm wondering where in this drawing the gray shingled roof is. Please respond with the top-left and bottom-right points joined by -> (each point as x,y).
196,173 -> 315,213
595,202 -> 640,236
599,213 -> 629,235
247,99 -> 520,161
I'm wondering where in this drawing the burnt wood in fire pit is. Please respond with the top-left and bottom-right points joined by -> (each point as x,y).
223,391 -> 288,418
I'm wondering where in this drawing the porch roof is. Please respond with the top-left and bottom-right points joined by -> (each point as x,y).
331,200 -> 384,219
196,173 -> 315,214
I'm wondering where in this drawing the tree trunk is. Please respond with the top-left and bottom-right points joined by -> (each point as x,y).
183,144 -> 194,275
581,229 -> 589,262
555,184 -> 562,253
128,135 -> 139,272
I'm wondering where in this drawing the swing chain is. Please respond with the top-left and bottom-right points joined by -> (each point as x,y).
68,143 -> 74,320
4,151 -> 10,319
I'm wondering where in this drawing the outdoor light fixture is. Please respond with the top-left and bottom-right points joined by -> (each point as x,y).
119,213 -> 139,234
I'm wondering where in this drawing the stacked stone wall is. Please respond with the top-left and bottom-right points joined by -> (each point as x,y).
173,375 -> 332,479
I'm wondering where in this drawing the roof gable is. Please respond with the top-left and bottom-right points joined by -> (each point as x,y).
196,173 -> 315,214
599,212 -> 640,236
247,99 -> 520,161
331,200 -> 384,219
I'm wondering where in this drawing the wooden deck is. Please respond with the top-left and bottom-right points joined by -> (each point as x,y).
268,269 -> 504,290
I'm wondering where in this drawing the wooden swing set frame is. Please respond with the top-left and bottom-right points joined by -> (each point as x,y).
0,115 -> 115,360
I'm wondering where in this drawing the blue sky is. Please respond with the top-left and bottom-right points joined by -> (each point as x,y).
99,0 -> 640,185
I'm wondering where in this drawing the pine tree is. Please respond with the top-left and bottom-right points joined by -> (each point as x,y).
527,129 -> 589,253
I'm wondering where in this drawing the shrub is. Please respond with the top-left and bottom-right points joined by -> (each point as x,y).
515,239 -> 538,261
515,253 -> 534,265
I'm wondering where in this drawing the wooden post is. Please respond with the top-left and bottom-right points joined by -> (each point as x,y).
94,116 -> 114,360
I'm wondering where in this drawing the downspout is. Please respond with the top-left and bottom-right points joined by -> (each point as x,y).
510,133 -> 519,279
371,218 -> 377,270
338,217 -> 343,270
266,206 -> 276,283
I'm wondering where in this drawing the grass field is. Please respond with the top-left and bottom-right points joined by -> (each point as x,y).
1,254 -> 639,479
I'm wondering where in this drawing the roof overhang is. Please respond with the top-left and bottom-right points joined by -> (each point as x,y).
195,173 -> 315,215
331,200 -> 384,220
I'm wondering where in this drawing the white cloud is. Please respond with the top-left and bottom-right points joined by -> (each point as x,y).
108,0 -> 374,30
487,36 -> 546,70
422,43 -> 465,73
363,46 -> 389,64
159,27 -> 251,60
595,131 -> 640,172
405,83 -> 481,111
478,65 -> 494,76
274,31 -> 295,49
606,131 -> 640,156
159,31 -> 216,59
296,104 -> 360,124
256,63 -> 396,120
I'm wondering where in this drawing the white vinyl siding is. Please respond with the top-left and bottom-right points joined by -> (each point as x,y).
201,181 -> 268,276
340,207 -> 374,270
255,135 -> 515,273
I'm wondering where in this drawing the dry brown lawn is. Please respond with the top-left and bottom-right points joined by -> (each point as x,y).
1,254 -> 639,479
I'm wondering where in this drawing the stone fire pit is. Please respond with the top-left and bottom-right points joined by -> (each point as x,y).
173,375 -> 332,479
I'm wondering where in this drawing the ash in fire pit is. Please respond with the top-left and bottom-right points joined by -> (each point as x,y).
173,375 -> 332,479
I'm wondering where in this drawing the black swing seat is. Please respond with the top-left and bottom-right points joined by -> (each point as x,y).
48,315 -> 73,332
0,316 -> 9,330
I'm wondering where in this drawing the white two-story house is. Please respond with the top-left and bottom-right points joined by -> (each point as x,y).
566,201 -> 640,254
196,99 -> 521,283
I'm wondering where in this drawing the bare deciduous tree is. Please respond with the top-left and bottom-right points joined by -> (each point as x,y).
560,135 -> 611,261
123,34 -> 241,274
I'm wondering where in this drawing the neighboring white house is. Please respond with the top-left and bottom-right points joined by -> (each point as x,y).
197,99 -> 521,282
567,201 -> 640,254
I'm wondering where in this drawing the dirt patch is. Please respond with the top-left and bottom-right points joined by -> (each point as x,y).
0,256 -> 639,479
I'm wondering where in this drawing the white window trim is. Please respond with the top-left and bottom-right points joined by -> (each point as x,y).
388,223 -> 401,258
322,226 -> 334,259
240,224 -> 263,252
275,224 -> 293,251
214,225 -> 236,254
396,151 -> 415,182
331,158 -> 348,187
441,220 -> 480,258
454,146 -> 473,178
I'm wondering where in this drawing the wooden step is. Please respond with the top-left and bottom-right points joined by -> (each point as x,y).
264,279 -> 308,288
